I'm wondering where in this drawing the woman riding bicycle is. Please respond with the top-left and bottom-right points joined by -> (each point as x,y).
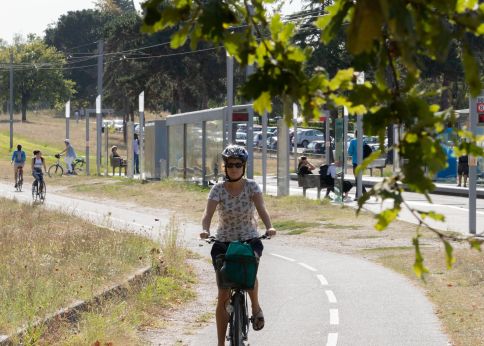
200,144 -> 276,346
31,150 -> 47,187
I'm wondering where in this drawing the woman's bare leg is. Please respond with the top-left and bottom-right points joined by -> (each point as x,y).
247,278 -> 261,315
216,288 -> 231,346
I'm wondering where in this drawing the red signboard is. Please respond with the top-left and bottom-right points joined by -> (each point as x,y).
232,112 -> 248,122
477,103 -> 484,113
479,113 -> 484,124
319,116 -> 327,122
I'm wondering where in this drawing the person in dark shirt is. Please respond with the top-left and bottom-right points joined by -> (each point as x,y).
457,155 -> 469,187
297,156 -> 315,175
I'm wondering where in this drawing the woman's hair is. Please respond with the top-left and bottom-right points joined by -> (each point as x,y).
17,144 -> 22,150
33,150 -> 40,155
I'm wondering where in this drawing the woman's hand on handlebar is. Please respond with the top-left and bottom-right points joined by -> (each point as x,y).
200,231 -> 210,239
266,228 -> 276,237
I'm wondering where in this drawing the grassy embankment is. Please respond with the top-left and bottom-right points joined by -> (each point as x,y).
0,197 -> 196,345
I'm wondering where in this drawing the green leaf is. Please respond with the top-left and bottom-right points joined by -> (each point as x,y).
170,25 -> 189,48
253,91 -> 272,114
375,208 -> 400,231
413,236 -> 429,279
478,23 -> 484,35
444,240 -> 456,269
469,238 -> 483,251
347,0 -> 384,54
406,133 -> 418,143
462,44 -> 482,96
456,0 -> 478,13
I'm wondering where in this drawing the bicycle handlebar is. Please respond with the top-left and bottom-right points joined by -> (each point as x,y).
203,234 -> 270,244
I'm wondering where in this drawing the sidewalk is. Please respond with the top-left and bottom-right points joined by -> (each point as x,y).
290,173 -> 484,199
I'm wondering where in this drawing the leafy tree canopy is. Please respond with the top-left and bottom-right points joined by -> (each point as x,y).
142,0 -> 484,276
0,37 -> 75,121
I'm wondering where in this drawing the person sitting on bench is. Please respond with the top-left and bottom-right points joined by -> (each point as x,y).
297,156 -> 315,175
323,161 -> 353,200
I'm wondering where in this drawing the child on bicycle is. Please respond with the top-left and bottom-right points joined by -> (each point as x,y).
200,144 -> 276,346
31,150 -> 47,187
11,144 -> 26,188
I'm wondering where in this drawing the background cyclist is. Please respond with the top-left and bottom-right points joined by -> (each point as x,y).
11,144 -> 26,188
31,150 -> 47,188
59,139 -> 77,175
200,144 -> 276,346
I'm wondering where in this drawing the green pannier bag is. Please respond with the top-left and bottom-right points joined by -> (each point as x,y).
219,241 -> 259,289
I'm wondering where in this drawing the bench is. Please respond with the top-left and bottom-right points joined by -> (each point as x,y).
297,174 -> 330,199
367,158 -> 386,176
110,154 -> 127,176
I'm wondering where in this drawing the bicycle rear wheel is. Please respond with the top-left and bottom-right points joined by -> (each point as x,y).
48,164 -> 63,177
32,183 -> 38,201
230,293 -> 246,346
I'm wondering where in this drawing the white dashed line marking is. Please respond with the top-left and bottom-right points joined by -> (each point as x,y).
270,253 -> 296,262
325,290 -> 337,303
298,262 -> 317,272
317,274 -> 329,286
326,332 -> 338,346
330,309 -> 339,325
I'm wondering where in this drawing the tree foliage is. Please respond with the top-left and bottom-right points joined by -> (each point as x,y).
0,37 -> 75,121
142,0 -> 484,276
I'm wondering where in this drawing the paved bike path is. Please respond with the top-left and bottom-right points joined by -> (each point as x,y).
0,181 -> 449,345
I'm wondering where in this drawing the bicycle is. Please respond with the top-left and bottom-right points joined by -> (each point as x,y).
72,157 -> 85,174
15,166 -> 24,192
32,175 -> 46,203
205,234 -> 269,346
48,154 -> 64,177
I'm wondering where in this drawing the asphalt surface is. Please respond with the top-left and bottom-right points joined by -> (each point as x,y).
258,175 -> 484,236
0,181 -> 450,345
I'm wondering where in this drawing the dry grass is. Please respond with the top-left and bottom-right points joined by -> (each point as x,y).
0,197 -> 157,337
40,217 -> 196,345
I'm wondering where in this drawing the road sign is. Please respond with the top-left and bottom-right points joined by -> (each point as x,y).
478,96 -> 484,125
232,112 -> 248,122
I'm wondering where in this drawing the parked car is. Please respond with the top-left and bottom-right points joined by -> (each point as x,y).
267,136 -> 277,150
303,139 -> 335,154
113,119 -> 124,132
253,132 -> 265,147
235,132 -> 247,146
292,129 -> 324,148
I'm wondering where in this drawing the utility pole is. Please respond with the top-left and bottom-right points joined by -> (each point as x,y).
226,52 -> 234,147
355,71 -> 365,198
96,40 -> 104,175
9,50 -> 14,150
65,100 -> 70,140
139,91 -> 145,180
468,90 -> 484,234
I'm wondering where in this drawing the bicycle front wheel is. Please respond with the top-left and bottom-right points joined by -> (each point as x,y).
48,164 -> 63,177
39,181 -> 46,202
16,176 -> 22,192
231,293 -> 245,346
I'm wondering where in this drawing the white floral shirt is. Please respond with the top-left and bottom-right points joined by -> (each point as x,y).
208,179 -> 261,242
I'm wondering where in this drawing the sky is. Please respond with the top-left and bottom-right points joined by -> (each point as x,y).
0,1 -> 303,44
0,0 -> 144,44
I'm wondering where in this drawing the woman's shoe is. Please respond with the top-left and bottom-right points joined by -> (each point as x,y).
251,309 -> 265,331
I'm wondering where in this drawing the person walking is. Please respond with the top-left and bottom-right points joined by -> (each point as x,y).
348,131 -> 367,199
457,155 -> 469,187
133,133 -> 140,174
59,139 -> 77,175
